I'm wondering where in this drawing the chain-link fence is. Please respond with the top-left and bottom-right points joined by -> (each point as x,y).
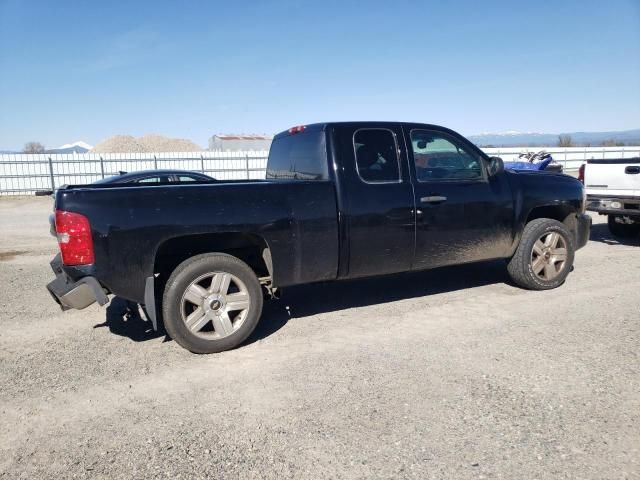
1,146 -> 639,195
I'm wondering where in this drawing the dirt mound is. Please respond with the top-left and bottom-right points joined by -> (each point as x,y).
92,134 -> 202,153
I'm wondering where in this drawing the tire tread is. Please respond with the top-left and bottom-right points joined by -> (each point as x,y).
507,218 -> 575,290
162,253 -> 263,354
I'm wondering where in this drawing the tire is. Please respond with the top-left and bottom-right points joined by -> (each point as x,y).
162,253 -> 263,354
507,218 -> 575,290
608,215 -> 640,239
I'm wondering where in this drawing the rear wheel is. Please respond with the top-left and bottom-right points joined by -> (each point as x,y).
608,215 -> 640,238
162,253 -> 263,354
507,218 -> 575,290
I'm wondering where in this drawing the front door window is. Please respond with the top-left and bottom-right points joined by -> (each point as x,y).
411,130 -> 484,182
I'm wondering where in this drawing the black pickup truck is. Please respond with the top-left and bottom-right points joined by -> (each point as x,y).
47,122 -> 591,353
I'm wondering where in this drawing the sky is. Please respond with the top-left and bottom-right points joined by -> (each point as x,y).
0,0 -> 639,150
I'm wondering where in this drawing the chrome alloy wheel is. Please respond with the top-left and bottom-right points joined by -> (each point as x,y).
180,271 -> 251,339
530,231 -> 568,281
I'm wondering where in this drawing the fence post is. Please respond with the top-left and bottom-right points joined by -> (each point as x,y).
48,156 -> 55,192
100,156 -> 105,178
245,154 -> 250,179
154,155 -> 158,170
201,154 -> 205,173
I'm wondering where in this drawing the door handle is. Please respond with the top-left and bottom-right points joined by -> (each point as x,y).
421,195 -> 447,204
625,166 -> 640,174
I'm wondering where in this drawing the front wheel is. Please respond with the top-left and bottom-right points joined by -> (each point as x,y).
162,253 -> 264,354
507,218 -> 575,290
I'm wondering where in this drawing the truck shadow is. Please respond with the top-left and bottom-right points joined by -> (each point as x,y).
589,222 -> 640,246
95,260 -> 509,345
244,259 -> 509,346
94,297 -> 164,342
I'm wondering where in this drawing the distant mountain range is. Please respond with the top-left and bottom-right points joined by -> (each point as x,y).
468,129 -> 640,147
2,131 -> 639,153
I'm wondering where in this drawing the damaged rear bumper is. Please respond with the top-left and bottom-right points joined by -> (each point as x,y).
46,254 -> 109,310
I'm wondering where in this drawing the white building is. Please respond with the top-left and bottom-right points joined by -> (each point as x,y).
209,134 -> 273,151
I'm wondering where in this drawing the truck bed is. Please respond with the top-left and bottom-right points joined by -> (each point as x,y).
584,158 -> 640,197
54,180 -> 340,303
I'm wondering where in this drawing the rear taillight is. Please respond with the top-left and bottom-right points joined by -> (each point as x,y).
55,210 -> 95,265
578,163 -> 585,183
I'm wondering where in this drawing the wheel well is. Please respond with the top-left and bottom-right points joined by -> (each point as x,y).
154,233 -> 272,280
526,205 -> 571,224
525,205 -> 577,236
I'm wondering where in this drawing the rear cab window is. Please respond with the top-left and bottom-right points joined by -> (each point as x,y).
353,129 -> 401,183
266,127 -> 328,180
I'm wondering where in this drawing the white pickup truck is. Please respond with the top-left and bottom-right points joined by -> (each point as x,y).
581,158 -> 640,238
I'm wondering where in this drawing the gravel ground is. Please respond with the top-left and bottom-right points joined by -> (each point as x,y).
0,197 -> 638,479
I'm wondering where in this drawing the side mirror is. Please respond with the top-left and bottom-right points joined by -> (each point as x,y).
487,156 -> 504,177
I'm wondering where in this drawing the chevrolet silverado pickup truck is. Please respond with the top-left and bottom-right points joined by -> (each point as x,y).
580,158 -> 640,238
47,122 -> 591,353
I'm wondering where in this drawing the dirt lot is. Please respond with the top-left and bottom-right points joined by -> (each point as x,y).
0,196 -> 638,479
